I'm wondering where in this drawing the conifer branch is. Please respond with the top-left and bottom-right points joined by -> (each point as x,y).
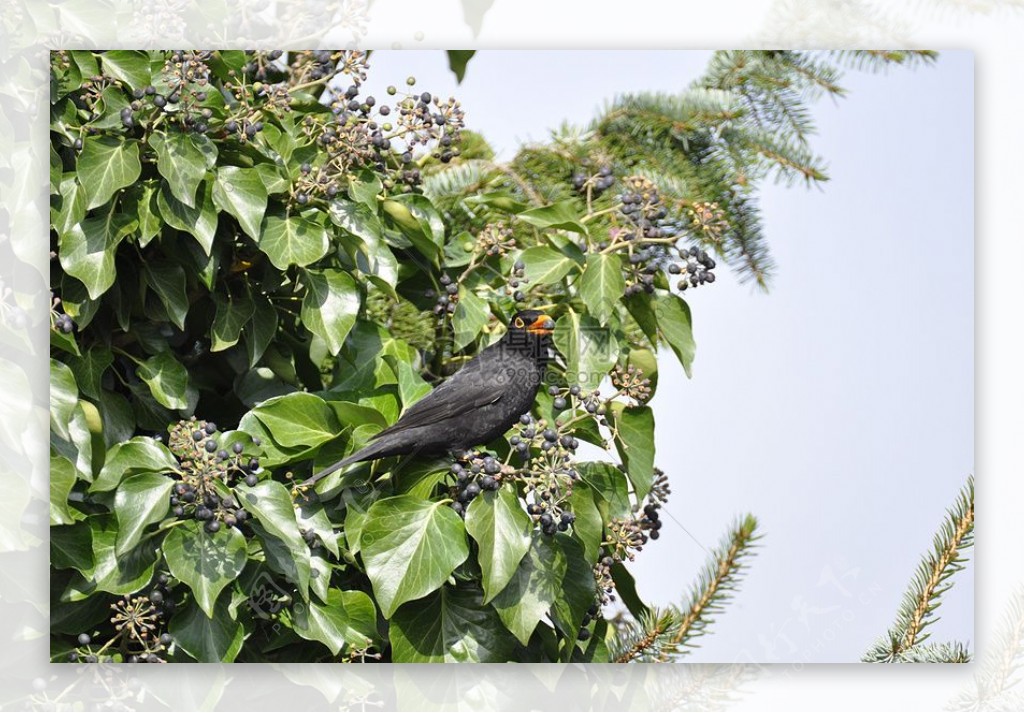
661,514 -> 760,659
608,515 -> 760,662
863,475 -> 974,663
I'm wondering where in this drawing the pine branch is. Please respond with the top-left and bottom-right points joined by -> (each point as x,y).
863,474 -> 974,663
896,641 -> 972,663
662,514 -> 760,659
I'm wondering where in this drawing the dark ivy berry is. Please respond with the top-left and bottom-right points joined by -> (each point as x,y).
149,590 -> 164,604
480,476 -> 496,491
569,385 -> 581,396
204,440 -> 218,453
78,633 -> 91,646
233,442 -> 244,454
195,507 -> 212,521
519,414 -> 532,425
160,633 -> 173,646
217,449 -> 229,460
192,430 -> 204,441
248,458 -> 260,470
553,397 -> 567,410
245,474 -> 258,487
578,627 -> 591,641
465,482 -> 481,499
543,429 -> 558,442
173,506 -> 185,517
205,520 -> 221,533
205,422 -> 217,434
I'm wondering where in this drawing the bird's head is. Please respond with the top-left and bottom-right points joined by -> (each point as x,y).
507,310 -> 555,336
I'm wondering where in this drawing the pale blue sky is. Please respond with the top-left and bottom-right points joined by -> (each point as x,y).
363,50 -> 974,662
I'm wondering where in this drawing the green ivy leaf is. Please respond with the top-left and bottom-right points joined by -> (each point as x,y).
236,480 -> 310,598
452,286 -> 490,351
249,392 -> 339,448
579,253 -> 625,326
654,291 -> 696,377
213,165 -> 268,240
381,195 -> 443,265
446,50 -> 476,83
169,597 -> 245,663
348,170 -> 382,211
59,209 -> 136,299
130,180 -> 162,246
67,346 -> 112,401
136,351 -> 190,410
244,294 -> 278,368
518,246 -> 579,285
259,213 -> 329,270
389,586 -> 516,662
50,454 -> 79,526
51,522 -> 94,574
150,132 -> 217,208
577,462 -> 631,521
610,561 -> 649,620
608,404 -> 655,500
157,179 -> 218,255
211,291 -> 255,352
65,515 -> 159,598
163,520 -> 247,618
517,201 -> 588,235
114,472 -> 174,555
99,50 -> 151,90
361,496 -> 470,618
491,533 -> 567,645
291,589 -> 378,655
76,136 -> 141,210
50,359 -> 78,442
143,263 -> 189,330
567,482 -> 603,565
53,175 -> 88,239
549,534 -> 597,653
91,437 -> 178,492
300,269 -> 360,356
465,487 -> 532,604
552,308 -> 617,392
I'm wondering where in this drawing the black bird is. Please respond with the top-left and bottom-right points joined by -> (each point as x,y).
304,310 -> 556,486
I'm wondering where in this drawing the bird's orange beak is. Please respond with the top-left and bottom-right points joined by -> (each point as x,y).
526,314 -> 555,335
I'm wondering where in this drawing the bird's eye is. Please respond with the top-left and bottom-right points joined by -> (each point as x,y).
514,317 -> 525,329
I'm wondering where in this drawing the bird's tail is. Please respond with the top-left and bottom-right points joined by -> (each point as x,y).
300,436 -> 401,488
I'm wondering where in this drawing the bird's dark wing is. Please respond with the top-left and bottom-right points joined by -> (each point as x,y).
371,354 -> 507,439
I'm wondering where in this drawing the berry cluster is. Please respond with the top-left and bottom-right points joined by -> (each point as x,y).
593,468 -> 671,602
475,223 -> 516,258
53,312 -> 74,334
687,200 -> 729,242
510,412 -> 583,536
572,164 -> 615,198
507,259 -> 528,303
448,453 -> 507,517
670,245 -> 717,290
69,574 -> 176,663
386,79 -> 466,163
427,273 -> 459,317
610,364 -> 652,405
164,419 -> 262,533
578,602 -> 602,641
